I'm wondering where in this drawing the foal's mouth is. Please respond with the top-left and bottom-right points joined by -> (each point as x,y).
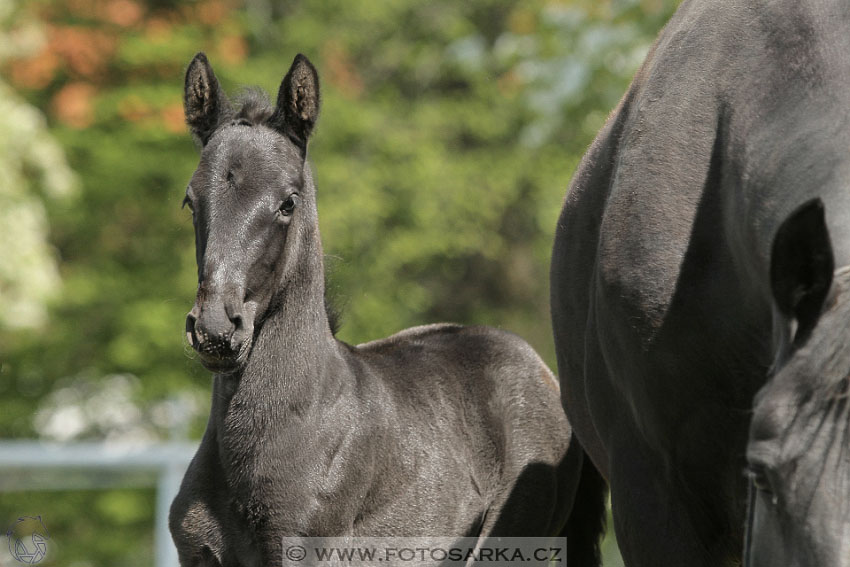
194,339 -> 252,374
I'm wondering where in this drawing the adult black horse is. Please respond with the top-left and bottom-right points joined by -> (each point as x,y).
552,0 -> 850,565
169,53 -> 588,566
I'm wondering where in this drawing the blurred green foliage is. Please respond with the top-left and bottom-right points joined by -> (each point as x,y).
0,0 -> 679,564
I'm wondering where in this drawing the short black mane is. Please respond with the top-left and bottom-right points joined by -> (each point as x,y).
233,88 -> 275,126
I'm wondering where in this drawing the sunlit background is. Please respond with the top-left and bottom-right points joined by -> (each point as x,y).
0,0 -> 680,564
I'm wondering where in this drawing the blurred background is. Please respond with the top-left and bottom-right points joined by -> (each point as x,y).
0,0 -> 680,564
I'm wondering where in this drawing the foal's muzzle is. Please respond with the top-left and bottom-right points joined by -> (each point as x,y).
186,299 -> 251,372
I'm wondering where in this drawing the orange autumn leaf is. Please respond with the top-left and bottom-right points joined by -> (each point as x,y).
144,17 -> 174,43
8,49 -> 60,90
161,103 -> 186,134
102,0 -> 144,27
52,82 -> 96,128
49,25 -> 117,79
321,41 -> 364,99
217,35 -> 248,65
196,1 -> 229,26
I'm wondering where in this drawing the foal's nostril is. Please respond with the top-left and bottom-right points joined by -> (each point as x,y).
231,313 -> 244,332
186,313 -> 198,346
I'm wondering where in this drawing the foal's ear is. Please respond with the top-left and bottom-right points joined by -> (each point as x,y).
770,198 -> 834,338
270,54 -> 320,151
184,53 -> 230,145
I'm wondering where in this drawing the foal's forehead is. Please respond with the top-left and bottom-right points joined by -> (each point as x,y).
194,125 -> 303,188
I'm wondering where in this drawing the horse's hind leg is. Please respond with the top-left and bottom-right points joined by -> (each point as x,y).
609,431 -> 720,567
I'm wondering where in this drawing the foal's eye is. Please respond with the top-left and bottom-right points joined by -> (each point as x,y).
278,194 -> 299,217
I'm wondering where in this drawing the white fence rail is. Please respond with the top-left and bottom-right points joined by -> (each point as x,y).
0,441 -> 197,567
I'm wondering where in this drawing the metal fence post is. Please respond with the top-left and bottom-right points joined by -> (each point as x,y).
155,461 -> 185,567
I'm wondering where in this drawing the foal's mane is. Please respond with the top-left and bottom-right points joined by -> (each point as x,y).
233,88 -> 276,125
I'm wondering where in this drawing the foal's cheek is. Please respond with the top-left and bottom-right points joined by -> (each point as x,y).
244,238 -> 285,301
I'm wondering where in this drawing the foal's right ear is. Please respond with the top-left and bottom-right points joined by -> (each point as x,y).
184,53 -> 230,145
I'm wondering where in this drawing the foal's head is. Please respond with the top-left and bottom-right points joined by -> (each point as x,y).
181,53 -> 322,373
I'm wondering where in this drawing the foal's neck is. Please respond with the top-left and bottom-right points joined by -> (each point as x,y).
212,229 -> 343,432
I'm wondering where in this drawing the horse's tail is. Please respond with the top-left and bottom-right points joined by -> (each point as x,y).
563,445 -> 608,567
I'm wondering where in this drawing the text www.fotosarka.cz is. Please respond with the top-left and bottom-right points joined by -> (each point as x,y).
281,537 -> 566,566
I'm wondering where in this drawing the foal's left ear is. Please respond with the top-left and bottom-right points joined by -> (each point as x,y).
270,54 -> 320,152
